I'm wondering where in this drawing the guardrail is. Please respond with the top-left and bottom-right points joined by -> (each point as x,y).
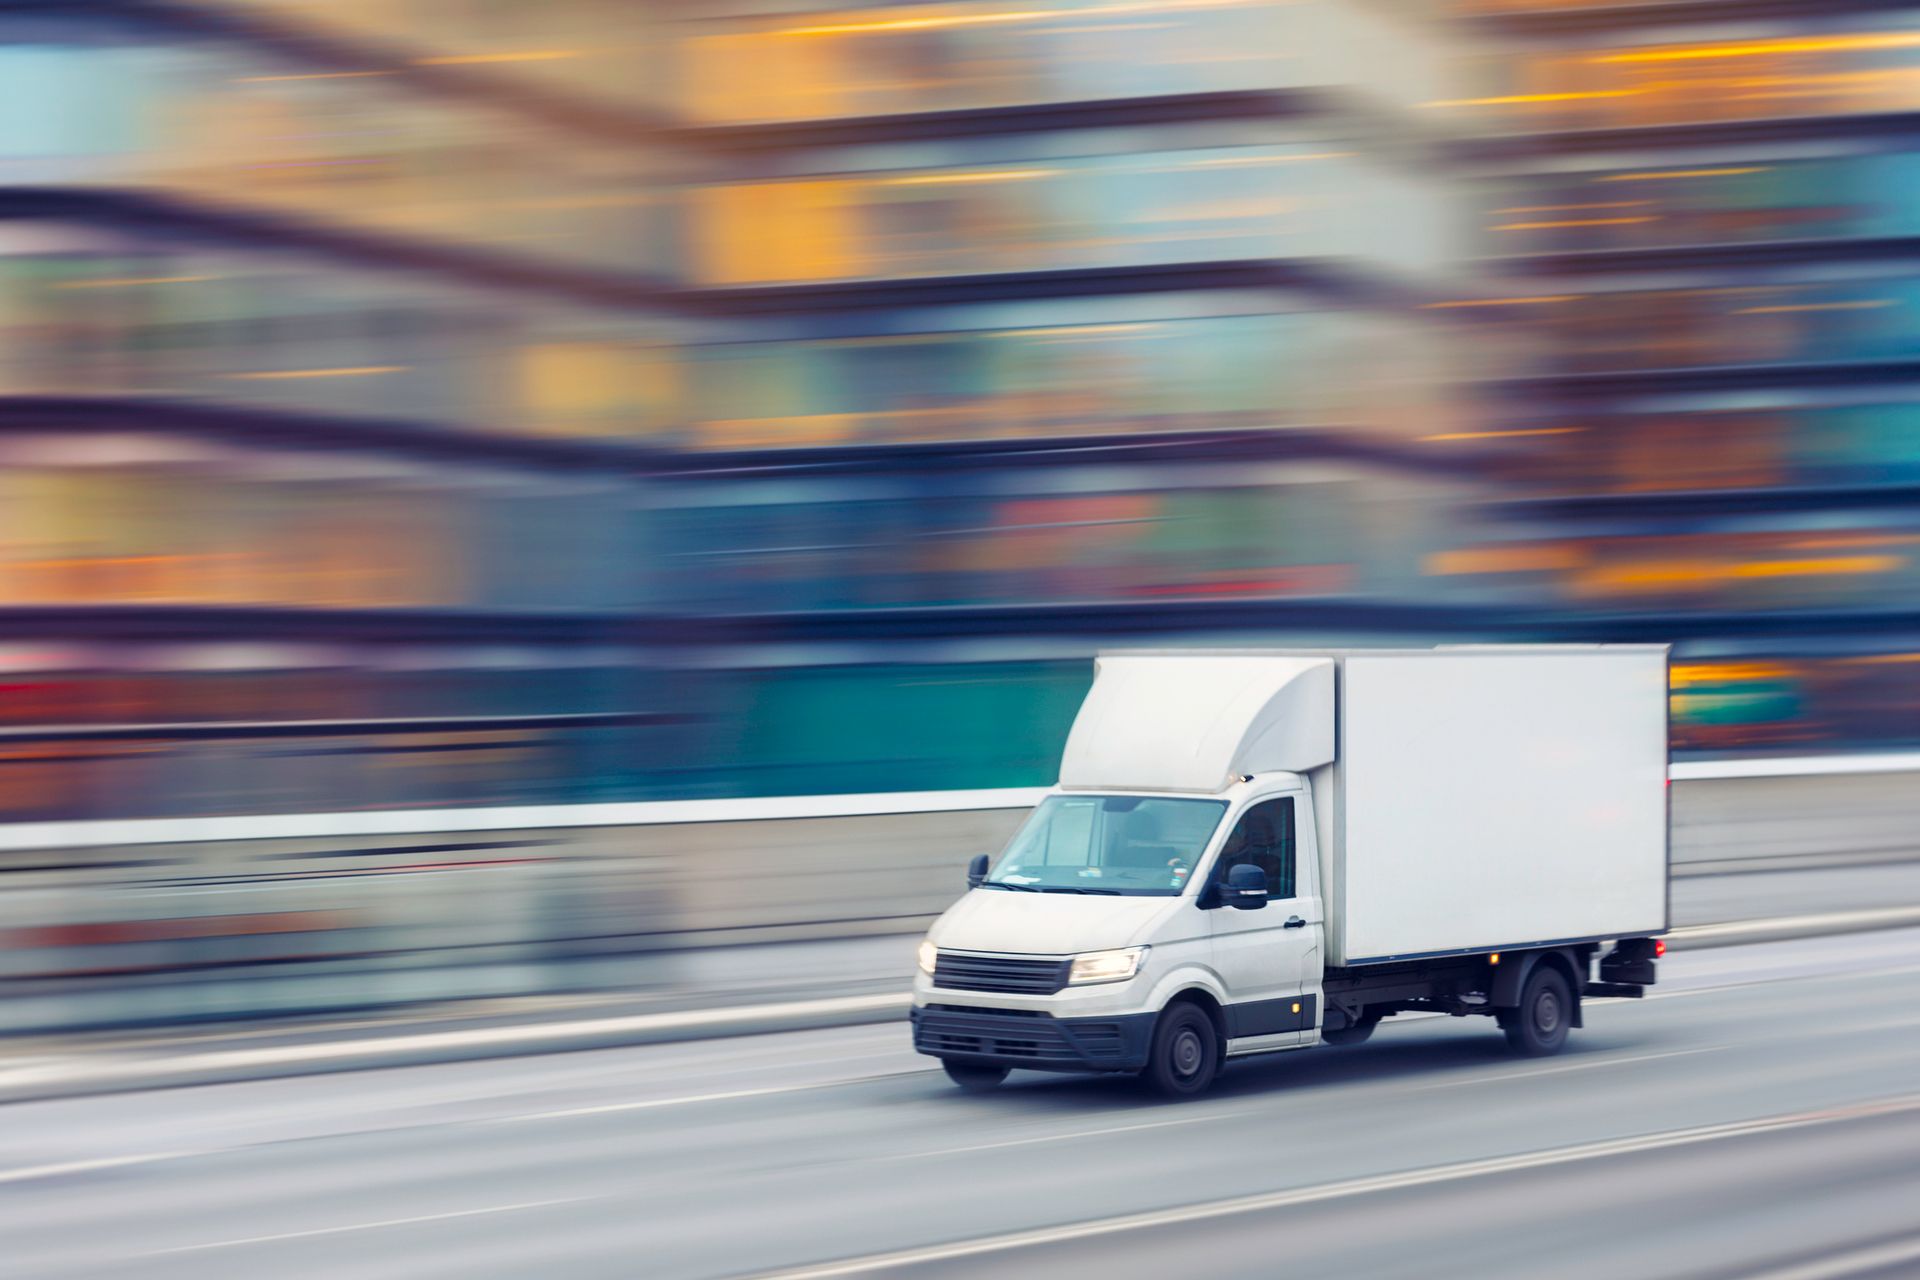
0,753 -> 1914,1033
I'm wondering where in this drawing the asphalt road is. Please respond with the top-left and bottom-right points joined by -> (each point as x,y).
6,928 -> 1920,1280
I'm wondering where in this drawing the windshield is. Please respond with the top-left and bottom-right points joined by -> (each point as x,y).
984,795 -> 1226,897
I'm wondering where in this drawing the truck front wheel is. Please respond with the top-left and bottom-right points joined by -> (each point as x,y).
1142,1003 -> 1220,1098
1501,966 -> 1572,1057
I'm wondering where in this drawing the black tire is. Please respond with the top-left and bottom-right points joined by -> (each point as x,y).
1322,1014 -> 1379,1047
942,1060 -> 1009,1092
1142,1003 -> 1220,1099
1502,965 -> 1573,1057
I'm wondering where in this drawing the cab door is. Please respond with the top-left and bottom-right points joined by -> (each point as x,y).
1205,792 -> 1320,1051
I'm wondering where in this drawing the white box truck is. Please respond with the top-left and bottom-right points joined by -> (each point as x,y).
910,646 -> 1670,1097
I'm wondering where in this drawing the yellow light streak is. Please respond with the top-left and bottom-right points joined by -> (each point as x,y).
781,0 -> 1259,38
1597,32 -> 1920,64
1596,168 -> 1771,182
1425,89 -> 1642,108
1490,216 -> 1660,230
222,366 -> 409,381
880,168 -> 1060,186
54,276 -> 217,289
1728,555 -> 1902,579
1494,202 -> 1652,214
1671,662 -> 1793,686
1421,296 -> 1582,310
1730,301 -> 1897,315
1421,427 -> 1585,441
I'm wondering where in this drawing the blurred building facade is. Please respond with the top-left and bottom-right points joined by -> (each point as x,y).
0,0 -> 1916,821
1435,0 -> 1920,752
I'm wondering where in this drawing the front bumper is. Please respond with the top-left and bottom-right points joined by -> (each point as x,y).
911,1003 -> 1156,1073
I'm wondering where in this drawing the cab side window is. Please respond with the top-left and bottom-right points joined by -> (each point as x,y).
1212,798 -> 1295,899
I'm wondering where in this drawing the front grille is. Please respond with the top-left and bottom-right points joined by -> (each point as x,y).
913,1005 -> 1139,1066
931,951 -> 1070,994
914,1006 -> 1083,1063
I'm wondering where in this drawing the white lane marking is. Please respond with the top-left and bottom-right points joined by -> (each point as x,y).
861,1047 -> 1729,1167
878,1116 -> 1217,1162
486,1070 -> 933,1123
147,1197 -> 588,1255
0,1152 -> 200,1186
1403,1046 -> 1720,1092
1735,1234 -> 1920,1280
743,1093 -> 1920,1280
9,994 -> 1915,1198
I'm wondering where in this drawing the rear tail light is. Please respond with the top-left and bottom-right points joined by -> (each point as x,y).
1654,938 -> 1667,958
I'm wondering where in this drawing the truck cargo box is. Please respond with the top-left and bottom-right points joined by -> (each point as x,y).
1059,647 -> 1670,966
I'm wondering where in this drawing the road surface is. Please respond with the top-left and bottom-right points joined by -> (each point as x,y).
5,928 -> 1920,1279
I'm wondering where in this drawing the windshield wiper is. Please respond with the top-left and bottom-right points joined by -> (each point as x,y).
979,880 -> 1042,892
1035,885 -> 1122,896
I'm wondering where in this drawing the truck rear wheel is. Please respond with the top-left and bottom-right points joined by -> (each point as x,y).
1501,966 -> 1572,1057
942,1061 -> 1009,1092
1142,1004 -> 1219,1099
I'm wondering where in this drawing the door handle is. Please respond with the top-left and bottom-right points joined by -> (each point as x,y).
1284,916 -> 1307,929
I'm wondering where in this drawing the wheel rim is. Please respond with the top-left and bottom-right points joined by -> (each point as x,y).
1171,1027 -> 1205,1078
1534,988 -> 1562,1036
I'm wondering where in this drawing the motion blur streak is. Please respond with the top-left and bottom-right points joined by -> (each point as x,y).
1,1 -> 1919,1275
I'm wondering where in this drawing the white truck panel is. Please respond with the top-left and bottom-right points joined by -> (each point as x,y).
1332,650 -> 1668,965
1059,654 -> 1334,793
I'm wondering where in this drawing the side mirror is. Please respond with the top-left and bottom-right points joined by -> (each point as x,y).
967,854 -> 989,888
1223,863 -> 1268,911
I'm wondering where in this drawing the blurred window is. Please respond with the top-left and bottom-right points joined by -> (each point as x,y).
1209,797 -> 1296,899
988,794 -> 1227,896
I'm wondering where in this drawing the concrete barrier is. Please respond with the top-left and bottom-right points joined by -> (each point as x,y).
0,759 -> 1914,1032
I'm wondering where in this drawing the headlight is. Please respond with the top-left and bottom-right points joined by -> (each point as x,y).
1068,946 -> 1148,986
917,938 -> 938,976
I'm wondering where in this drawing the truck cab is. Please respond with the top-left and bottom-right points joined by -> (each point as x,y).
911,647 -> 1670,1097
912,774 -> 1325,1095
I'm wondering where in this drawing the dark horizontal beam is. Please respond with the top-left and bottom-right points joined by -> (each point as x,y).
1497,357 -> 1920,400
1542,608 -> 1920,643
657,601 -> 1920,646
667,89 -> 1351,154
0,395 -> 660,473
1493,480 -> 1920,519
1468,0 -> 1920,37
0,605 -> 637,646
672,426 -> 1514,480
1489,235 -> 1920,280
2,188 -> 1423,315
5,3 -> 1355,158
1,600 -> 1917,648
0,187 -> 680,311
680,258 -> 1430,315
0,0 -> 677,144
1464,111 -> 1920,162
0,398 -> 1504,480
0,712 -> 691,743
